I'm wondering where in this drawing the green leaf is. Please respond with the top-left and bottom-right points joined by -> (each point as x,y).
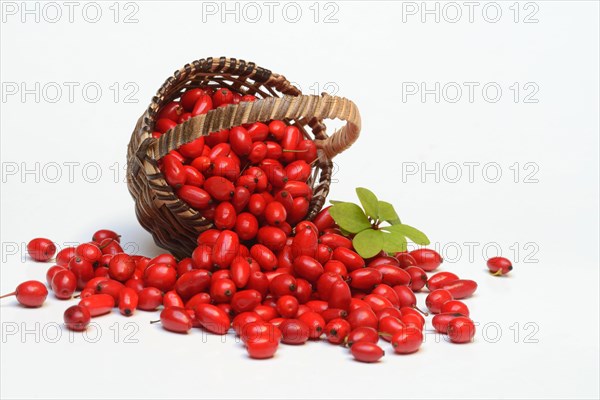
329,200 -> 346,205
382,231 -> 407,253
380,224 -> 430,245
378,201 -> 401,225
352,229 -> 384,258
356,188 -> 379,220
328,203 -> 371,234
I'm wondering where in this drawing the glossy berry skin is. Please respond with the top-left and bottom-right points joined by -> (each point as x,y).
138,287 -> 163,311
346,327 -> 379,347
27,238 -> 56,262
391,326 -> 423,354
441,300 -> 470,317
246,338 -> 279,359
0,281 -> 48,307
46,265 -> 66,287
409,249 -> 443,272
448,317 -> 476,343
175,270 -> 212,300
92,229 -> 120,243
276,295 -> 299,319
55,247 -> 77,267
213,230 -> 240,269
325,318 -> 351,345
405,266 -> 428,291
487,257 -> 513,276
393,285 -> 418,309
298,311 -> 326,339
427,272 -> 459,291
351,342 -> 384,363
279,319 -> 310,345
346,307 -> 378,330
378,316 -> 405,342
75,243 -> 103,267
425,289 -> 454,314
68,257 -> 95,290
63,305 -> 91,331
442,280 -> 478,299
108,253 -> 136,282
432,313 -> 463,334
119,288 -> 139,316
194,304 -> 230,335
79,294 -> 115,317
144,264 -> 177,292
51,270 -> 77,300
394,252 -> 417,269
157,307 -> 192,333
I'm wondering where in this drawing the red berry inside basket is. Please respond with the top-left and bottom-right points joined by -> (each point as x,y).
153,87 -> 314,228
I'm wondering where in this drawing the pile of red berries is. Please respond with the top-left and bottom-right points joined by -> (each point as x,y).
2,86 -> 513,361
1,219 -> 503,362
153,87 -> 317,226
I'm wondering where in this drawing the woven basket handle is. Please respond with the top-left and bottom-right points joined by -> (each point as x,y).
147,93 -> 361,161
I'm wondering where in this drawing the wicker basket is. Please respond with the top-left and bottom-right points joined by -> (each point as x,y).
127,57 -> 361,259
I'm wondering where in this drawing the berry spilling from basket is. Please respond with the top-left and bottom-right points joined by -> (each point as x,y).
2,186 -> 503,362
154,87 -> 318,227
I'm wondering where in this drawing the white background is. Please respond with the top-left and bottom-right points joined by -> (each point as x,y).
1,1 -> 599,399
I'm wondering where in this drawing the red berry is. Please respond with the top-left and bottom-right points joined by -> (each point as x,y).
298,311 -> 326,339
204,176 -> 235,201
425,289 -> 454,314
46,265 -> 66,287
92,229 -> 120,244
441,300 -> 470,317
346,327 -> 379,347
0,280 -> 48,307
108,253 -> 136,282
391,326 -> 423,354
279,319 -> 310,345
427,271 -> 459,291
138,287 -> 163,311
448,316 -> 476,343
78,294 -> 115,317
409,249 -> 443,272
378,316 -> 405,342
181,88 -> 206,111
487,256 -> 513,276
144,264 -> 177,292
325,318 -> 351,345
63,305 -> 91,331
432,313 -> 464,334
276,295 -> 299,318
118,288 -> 139,316
351,342 -> 385,363
442,279 -> 478,299
293,256 -> 324,283
264,201 -> 287,226
231,289 -> 262,314
346,307 -> 378,330
212,88 -> 234,107
154,307 -> 192,333
193,303 -> 230,335
210,278 -> 237,303
405,266 -> 428,291
27,238 -> 56,262
246,338 -> 279,359
51,270 -> 77,300
213,230 -> 240,269
55,247 -> 76,267
214,202 -> 237,230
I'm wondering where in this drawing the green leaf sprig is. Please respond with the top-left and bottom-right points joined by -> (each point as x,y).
328,188 -> 430,258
